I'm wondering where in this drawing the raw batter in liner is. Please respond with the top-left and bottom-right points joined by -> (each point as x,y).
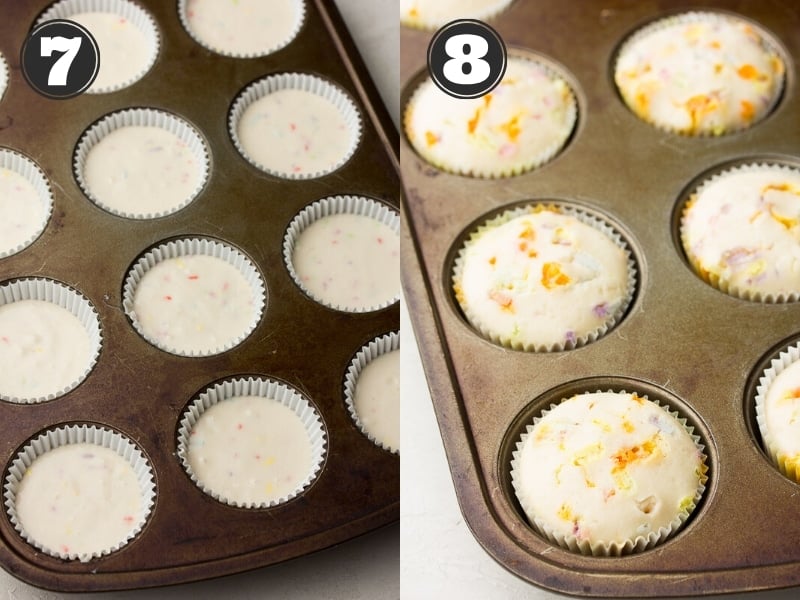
83,125 -> 202,217
132,255 -> 256,355
186,395 -> 312,505
184,0 -> 301,56
0,168 -> 45,255
237,88 -> 353,177
0,300 -> 91,400
292,213 -> 400,310
14,443 -> 143,557
354,349 -> 399,452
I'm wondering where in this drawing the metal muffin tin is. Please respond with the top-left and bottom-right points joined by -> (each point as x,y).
0,0 -> 398,591
400,0 -> 800,596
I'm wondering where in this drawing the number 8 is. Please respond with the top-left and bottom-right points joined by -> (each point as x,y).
442,34 -> 491,86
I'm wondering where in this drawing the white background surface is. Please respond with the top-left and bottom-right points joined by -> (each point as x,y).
0,1 -> 399,599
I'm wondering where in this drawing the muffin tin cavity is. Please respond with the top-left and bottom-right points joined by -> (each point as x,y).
283,195 -> 400,313
37,0 -> 160,94
177,376 -> 327,509
229,73 -> 363,179
3,424 -> 156,562
74,108 -> 210,219
0,149 -> 53,259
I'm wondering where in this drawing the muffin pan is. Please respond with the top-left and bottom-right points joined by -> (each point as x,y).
400,0 -> 800,596
0,0 -> 398,591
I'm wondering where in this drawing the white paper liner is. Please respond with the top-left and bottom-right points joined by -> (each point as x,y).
73,108 -> 210,219
229,73 -> 362,180
282,195 -> 400,313
0,278 -> 102,404
452,203 -> 637,352
0,149 -> 53,259
3,424 -> 156,562
37,0 -> 160,94
755,340 -> 800,482
177,0 -> 305,58
613,11 -> 785,136
680,162 -> 800,303
403,54 -> 578,179
510,390 -> 708,556
177,376 -> 327,509
122,238 -> 265,357
343,331 -> 400,454
0,52 -> 8,102
400,0 -> 515,30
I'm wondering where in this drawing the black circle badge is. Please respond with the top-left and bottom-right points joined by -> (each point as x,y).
21,19 -> 100,99
427,19 -> 507,99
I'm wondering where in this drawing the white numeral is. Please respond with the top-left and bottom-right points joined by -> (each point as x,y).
40,36 -> 82,86
442,34 -> 490,85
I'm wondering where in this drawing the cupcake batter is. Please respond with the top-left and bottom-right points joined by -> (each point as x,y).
354,350 -> 399,452
70,12 -> 152,92
0,167 -> 46,256
186,395 -> 313,505
184,0 -> 301,56
132,254 -> 257,355
401,0 -> 512,28
14,443 -> 143,557
762,359 -> 800,475
292,213 -> 400,311
0,300 -> 91,401
83,125 -> 203,217
237,88 -> 354,177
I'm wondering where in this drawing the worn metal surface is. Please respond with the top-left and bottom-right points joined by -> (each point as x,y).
0,0 -> 399,591
401,0 -> 800,596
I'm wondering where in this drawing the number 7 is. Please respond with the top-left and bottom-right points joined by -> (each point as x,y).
40,36 -> 82,86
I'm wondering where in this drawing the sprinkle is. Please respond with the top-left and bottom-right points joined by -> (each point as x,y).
236,423 -> 244,430
123,515 -> 134,524
740,99 -> 755,122
424,130 -> 439,147
187,274 -> 199,280
737,64 -> 758,79
592,303 -> 609,318
565,330 -> 576,344
164,295 -> 173,301
489,290 -> 514,312
541,262 -> 571,289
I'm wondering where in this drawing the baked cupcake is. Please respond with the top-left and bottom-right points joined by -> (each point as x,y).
400,0 -> 513,29
453,205 -> 634,351
755,341 -> 800,481
680,163 -> 800,302
405,56 -> 577,177
0,149 -> 53,258
4,424 -> 155,562
511,391 -> 708,556
38,0 -> 159,93
614,12 -> 784,135
178,377 -> 327,508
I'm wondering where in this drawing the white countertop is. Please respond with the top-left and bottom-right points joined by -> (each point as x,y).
0,1 -> 399,599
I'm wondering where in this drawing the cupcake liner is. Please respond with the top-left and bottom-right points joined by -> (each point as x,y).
3,424 -> 156,562
680,162 -> 800,303
0,52 -> 8,102
122,238 -> 265,357
282,195 -> 400,312
229,72 -> 362,179
0,278 -> 102,404
452,203 -> 637,351
614,11 -> 785,136
177,376 -> 327,509
755,340 -> 800,481
73,108 -> 210,219
0,149 -> 53,259
37,0 -> 160,94
344,331 -> 400,454
510,390 -> 708,556
178,0 -> 305,58
400,0 -> 515,30
403,53 -> 577,178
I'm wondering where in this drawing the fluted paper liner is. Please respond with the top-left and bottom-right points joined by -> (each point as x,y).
0,52 -> 7,102
177,376 -> 327,509
283,195 -> 400,312
178,0 -> 305,58
74,108 -> 210,219
38,0 -> 160,94
122,238 -> 265,357
0,278 -> 102,403
4,424 -> 155,562
0,149 -> 53,259
452,203 -> 637,352
510,390 -> 708,556
229,72 -> 362,179
344,331 -> 400,454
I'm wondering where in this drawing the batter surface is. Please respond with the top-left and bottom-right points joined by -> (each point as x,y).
0,167 -> 46,256
354,350 -> 399,452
